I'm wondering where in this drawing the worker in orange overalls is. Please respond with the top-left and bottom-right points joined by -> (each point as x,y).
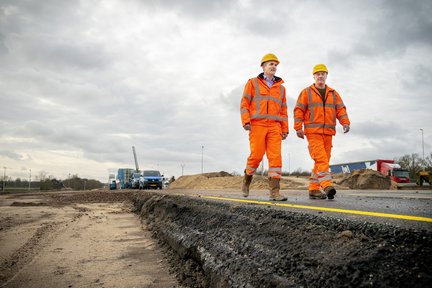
240,53 -> 289,201
294,64 -> 350,199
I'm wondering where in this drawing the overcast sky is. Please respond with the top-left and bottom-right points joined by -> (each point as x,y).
1,0 -> 431,182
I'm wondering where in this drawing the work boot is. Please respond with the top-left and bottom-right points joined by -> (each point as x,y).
324,186 -> 337,200
242,174 -> 253,197
309,190 -> 327,199
269,178 -> 287,201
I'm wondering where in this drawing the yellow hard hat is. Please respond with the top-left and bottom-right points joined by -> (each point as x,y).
313,64 -> 328,74
261,53 -> 279,66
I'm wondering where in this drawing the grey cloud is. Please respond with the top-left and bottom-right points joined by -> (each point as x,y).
219,85 -> 243,112
243,13 -> 290,37
141,0 -> 238,19
0,150 -> 22,160
329,0 -> 432,64
402,65 -> 432,90
0,0 -> 81,34
380,0 -> 432,48
8,35 -> 109,70
0,33 -> 7,55
350,121 -> 408,139
0,0 -> 106,70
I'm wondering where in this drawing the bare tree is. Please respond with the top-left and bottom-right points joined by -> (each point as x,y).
395,153 -> 423,179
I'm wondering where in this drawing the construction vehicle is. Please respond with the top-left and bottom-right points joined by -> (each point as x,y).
117,168 -> 134,189
330,159 -> 410,183
128,146 -> 141,189
108,173 -> 116,190
109,180 -> 117,190
416,171 -> 432,186
379,161 -> 410,183
132,146 -> 140,173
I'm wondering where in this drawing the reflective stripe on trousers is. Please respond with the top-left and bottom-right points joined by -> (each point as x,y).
245,125 -> 282,178
306,133 -> 333,190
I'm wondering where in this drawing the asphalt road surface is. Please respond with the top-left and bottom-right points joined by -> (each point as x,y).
170,188 -> 432,231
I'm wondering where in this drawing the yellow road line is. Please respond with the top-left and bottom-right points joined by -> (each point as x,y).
198,195 -> 432,223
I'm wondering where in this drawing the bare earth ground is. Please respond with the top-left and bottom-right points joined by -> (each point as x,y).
0,191 -> 180,288
1,172 -> 430,288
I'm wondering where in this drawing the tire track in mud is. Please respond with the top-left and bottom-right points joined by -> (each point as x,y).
1,222 -> 61,286
132,193 -> 432,288
0,206 -> 86,287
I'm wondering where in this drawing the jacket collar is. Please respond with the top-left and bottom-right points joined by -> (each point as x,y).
311,84 -> 334,94
258,72 -> 282,83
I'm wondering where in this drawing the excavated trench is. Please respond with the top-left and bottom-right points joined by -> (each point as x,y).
132,192 -> 432,288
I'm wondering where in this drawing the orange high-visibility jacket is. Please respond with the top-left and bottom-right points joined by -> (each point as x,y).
294,84 -> 350,135
240,74 -> 289,133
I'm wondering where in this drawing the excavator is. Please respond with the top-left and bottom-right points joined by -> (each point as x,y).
416,171 -> 432,186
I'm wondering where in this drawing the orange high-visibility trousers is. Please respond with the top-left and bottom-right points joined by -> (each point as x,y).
245,125 -> 282,178
306,133 -> 333,190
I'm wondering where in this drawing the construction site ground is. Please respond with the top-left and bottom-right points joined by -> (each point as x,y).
1,172 -> 431,287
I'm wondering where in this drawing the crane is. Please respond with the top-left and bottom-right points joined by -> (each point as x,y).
132,146 -> 140,172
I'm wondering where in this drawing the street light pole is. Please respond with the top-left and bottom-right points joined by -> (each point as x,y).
201,146 -> 204,174
420,129 -> 425,162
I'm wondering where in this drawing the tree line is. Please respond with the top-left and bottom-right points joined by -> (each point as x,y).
1,174 -> 104,192
395,152 -> 432,179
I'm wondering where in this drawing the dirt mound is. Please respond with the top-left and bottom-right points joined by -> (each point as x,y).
171,170 -> 391,190
201,171 -> 233,178
333,169 -> 391,189
169,173 -> 308,190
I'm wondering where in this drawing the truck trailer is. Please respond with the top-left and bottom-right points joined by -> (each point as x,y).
329,159 -> 410,183
117,168 -> 135,189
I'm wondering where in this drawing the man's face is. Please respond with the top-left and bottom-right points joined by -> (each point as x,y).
262,61 -> 278,76
313,72 -> 327,86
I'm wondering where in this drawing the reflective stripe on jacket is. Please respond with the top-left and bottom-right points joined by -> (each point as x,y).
240,73 -> 289,133
294,84 -> 350,136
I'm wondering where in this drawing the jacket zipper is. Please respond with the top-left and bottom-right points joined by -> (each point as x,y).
322,89 -> 328,133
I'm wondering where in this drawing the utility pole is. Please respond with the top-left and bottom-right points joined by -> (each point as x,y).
180,164 -> 185,176
288,153 -> 291,175
201,146 -> 204,174
2,167 -> 6,192
420,129 -> 425,171
29,169 -> 31,191
420,129 -> 425,162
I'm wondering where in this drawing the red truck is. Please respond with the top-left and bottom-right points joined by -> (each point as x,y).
330,159 -> 411,183
377,160 -> 411,183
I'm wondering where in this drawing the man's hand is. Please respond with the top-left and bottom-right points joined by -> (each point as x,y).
282,132 -> 288,140
243,123 -> 251,131
343,124 -> 350,133
296,129 -> 304,139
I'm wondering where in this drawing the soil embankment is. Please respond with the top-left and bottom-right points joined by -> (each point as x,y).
170,170 -> 394,191
169,172 -> 310,190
